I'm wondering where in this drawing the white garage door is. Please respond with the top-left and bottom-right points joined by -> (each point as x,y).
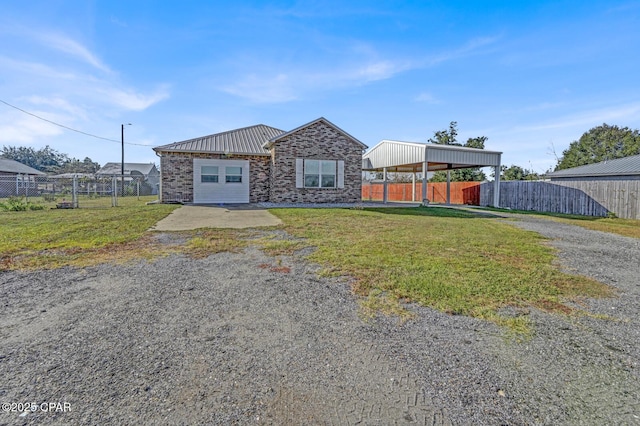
193,158 -> 250,203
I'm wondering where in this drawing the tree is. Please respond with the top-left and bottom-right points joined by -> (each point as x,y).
1,145 -> 101,174
1,145 -> 68,173
428,121 -> 459,145
428,121 -> 487,182
501,165 -> 540,181
60,157 -> 101,174
555,123 -> 640,170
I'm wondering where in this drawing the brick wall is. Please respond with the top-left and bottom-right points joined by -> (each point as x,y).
159,152 -> 270,203
269,121 -> 364,203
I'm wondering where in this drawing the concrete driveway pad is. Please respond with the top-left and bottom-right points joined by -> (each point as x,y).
151,204 -> 282,231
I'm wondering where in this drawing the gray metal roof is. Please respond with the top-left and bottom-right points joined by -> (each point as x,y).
362,140 -> 502,172
0,158 -> 46,175
154,124 -> 284,156
96,163 -> 158,176
264,117 -> 367,149
546,154 -> 640,178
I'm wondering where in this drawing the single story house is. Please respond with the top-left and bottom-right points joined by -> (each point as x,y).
96,162 -> 160,194
153,117 -> 367,204
545,154 -> 640,181
0,158 -> 46,176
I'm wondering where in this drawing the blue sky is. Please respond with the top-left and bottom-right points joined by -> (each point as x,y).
1,0 -> 639,174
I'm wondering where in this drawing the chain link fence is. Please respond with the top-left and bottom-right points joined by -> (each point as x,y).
0,174 -> 159,209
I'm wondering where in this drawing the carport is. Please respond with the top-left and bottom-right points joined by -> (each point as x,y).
362,140 -> 502,207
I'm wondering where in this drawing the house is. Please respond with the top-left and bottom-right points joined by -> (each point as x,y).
96,162 -> 160,194
0,158 -> 46,197
0,158 -> 46,176
153,117 -> 367,204
545,154 -> 640,181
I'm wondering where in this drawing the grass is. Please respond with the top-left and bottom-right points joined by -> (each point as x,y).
1,200 -> 616,335
270,207 -> 613,333
0,198 -> 180,270
477,207 -> 640,239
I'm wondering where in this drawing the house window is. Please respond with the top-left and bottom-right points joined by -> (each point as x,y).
225,166 -> 242,183
201,166 -> 219,183
304,160 -> 336,188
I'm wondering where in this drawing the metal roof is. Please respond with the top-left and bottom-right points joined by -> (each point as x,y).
154,124 -> 284,156
0,158 -> 46,175
96,163 -> 158,176
264,117 -> 367,149
546,154 -> 640,178
362,140 -> 502,172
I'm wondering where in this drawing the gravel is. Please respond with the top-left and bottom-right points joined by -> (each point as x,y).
1,213 -> 639,425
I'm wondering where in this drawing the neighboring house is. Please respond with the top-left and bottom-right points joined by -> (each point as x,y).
546,154 -> 640,181
96,162 -> 160,194
153,117 -> 367,204
0,158 -> 46,176
0,158 -> 46,197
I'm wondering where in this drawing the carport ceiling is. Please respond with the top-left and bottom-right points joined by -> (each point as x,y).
362,140 -> 502,172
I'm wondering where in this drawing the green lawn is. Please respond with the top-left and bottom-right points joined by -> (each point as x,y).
0,198 -> 179,270
1,202 -> 615,335
270,207 -> 613,333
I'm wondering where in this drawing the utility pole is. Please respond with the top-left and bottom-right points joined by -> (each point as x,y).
121,123 -> 131,196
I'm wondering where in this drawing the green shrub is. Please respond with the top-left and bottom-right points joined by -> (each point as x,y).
0,197 -> 45,211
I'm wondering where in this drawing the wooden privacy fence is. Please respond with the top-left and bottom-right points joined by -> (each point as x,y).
362,182 -> 480,205
480,180 -> 640,219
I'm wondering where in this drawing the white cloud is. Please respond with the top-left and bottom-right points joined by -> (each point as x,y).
0,112 -> 64,144
100,85 -> 171,111
355,61 -> 404,82
222,74 -> 297,103
427,35 -> 501,66
221,35 -> 499,104
221,59 -> 413,103
518,102 -> 640,132
22,96 -> 88,119
37,32 -> 111,73
414,92 -> 439,103
0,56 -> 79,80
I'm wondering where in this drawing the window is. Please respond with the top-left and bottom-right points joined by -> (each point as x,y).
225,166 -> 242,183
321,160 -> 336,188
304,159 -> 336,188
201,166 -> 218,183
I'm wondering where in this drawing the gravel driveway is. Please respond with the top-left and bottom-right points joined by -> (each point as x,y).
1,213 -> 638,425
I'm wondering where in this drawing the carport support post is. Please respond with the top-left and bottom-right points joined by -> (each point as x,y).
493,165 -> 501,207
382,167 -> 388,204
421,147 -> 428,203
411,171 -> 416,202
446,170 -> 451,205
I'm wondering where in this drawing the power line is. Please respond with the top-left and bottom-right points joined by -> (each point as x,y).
0,99 -> 150,146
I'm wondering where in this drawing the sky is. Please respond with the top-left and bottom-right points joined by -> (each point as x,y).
1,0 -> 639,174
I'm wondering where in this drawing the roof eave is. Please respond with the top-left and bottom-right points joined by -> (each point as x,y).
153,148 -> 271,156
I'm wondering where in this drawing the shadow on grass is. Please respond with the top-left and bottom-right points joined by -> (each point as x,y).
363,206 -> 506,219
477,206 -> 612,221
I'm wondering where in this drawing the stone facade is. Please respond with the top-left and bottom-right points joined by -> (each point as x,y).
159,152 -> 270,203
269,121 -> 364,203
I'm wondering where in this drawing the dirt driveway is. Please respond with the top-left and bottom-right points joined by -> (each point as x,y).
1,214 -> 638,425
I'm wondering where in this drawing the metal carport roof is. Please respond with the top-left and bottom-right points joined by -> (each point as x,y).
363,140 -> 502,172
362,140 -> 503,206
